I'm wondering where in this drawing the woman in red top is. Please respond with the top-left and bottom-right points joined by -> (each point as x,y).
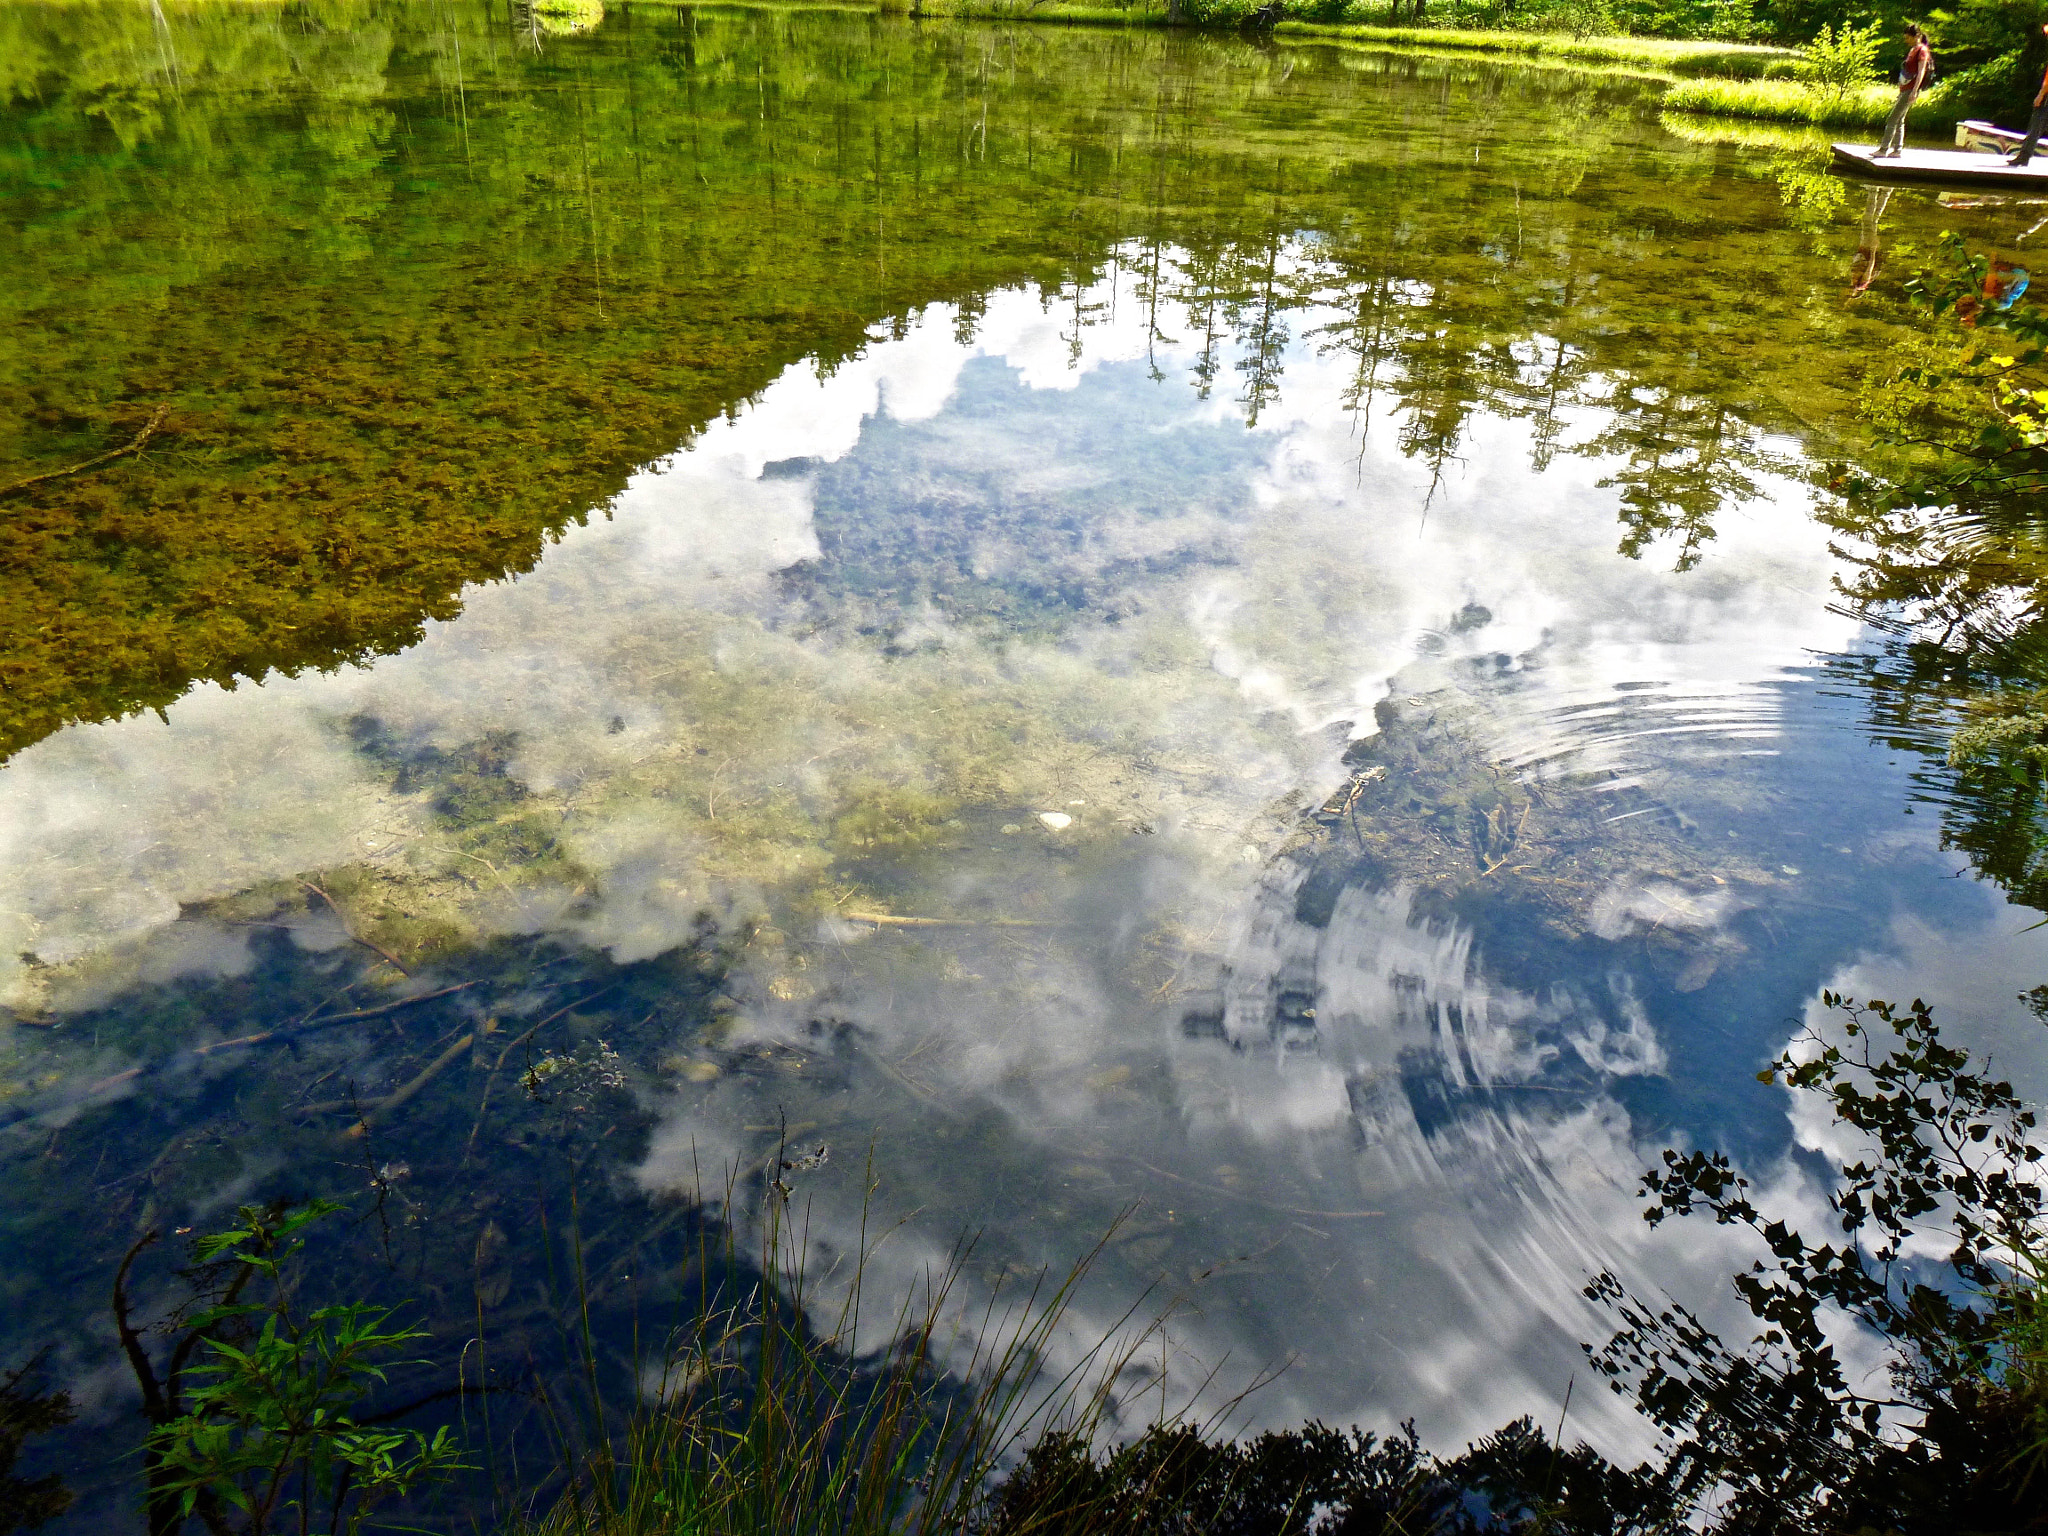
1875,24 -> 1932,159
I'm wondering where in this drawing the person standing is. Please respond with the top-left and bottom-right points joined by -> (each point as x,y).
2008,22 -> 2048,166
1875,23 -> 1932,159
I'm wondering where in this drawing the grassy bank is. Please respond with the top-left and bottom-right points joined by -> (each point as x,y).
1275,19 -> 1795,79
1663,75 -> 1953,131
917,7 -> 1800,78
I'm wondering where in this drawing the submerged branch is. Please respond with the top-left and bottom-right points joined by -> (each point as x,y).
841,909 -> 1067,929
300,881 -> 414,975
295,1030 -> 477,1131
0,404 -> 170,499
0,982 -> 482,1131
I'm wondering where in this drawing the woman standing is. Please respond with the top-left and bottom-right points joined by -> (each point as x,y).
1875,23 -> 1932,159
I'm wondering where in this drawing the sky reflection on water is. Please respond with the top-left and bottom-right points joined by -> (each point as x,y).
11,249 -> 2048,1460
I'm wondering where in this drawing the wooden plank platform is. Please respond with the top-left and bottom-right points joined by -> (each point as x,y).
1832,141 -> 2048,188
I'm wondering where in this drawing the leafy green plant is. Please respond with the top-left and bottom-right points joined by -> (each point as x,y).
970,1414 -> 1701,1534
1588,991 -> 2048,1532
1709,0 -> 1754,43
1950,693 -> 2048,778
113,1201 -> 466,1536
1793,19 -> 1884,106
1524,0 -> 1621,41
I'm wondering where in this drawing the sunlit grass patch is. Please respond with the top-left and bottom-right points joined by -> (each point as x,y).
1275,21 -> 1796,79
1662,75 -> 1953,131
531,0 -> 605,34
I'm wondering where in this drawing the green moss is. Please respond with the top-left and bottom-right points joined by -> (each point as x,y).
831,783 -> 962,853
0,0 -> 1953,774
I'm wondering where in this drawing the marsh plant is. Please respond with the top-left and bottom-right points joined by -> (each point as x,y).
112,1201 -> 465,1536
518,1151 -> 1180,1536
515,1151 -> 1698,1536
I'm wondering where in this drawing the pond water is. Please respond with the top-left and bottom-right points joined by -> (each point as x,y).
6,2 -> 2048,1524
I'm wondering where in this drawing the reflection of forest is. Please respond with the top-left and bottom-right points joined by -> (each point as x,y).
3,0 -> 1920,759
1823,522 -> 2048,915
1795,207 -> 2048,919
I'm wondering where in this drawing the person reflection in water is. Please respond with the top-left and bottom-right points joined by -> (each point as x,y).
1848,185 -> 1893,294
2008,23 -> 2048,167
1875,23 -> 1931,159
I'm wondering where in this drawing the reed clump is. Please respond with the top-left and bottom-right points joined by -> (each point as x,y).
512,1179 -> 1690,1536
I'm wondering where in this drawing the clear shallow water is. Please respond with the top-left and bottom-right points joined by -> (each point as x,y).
6,3 -> 2048,1523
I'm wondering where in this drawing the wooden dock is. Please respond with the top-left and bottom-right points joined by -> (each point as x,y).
1832,140 -> 2048,188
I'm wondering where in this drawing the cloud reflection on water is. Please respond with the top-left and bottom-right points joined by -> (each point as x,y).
0,244 -> 1994,1454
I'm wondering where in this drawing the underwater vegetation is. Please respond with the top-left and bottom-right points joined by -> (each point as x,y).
0,1357 -> 73,1533
0,0 -> 1963,763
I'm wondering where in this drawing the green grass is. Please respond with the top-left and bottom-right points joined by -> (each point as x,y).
1275,20 -> 1797,78
1662,75 -> 1955,131
513,1158 -> 1174,1536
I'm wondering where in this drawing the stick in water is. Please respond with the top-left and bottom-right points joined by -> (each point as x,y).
0,404 -> 170,498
